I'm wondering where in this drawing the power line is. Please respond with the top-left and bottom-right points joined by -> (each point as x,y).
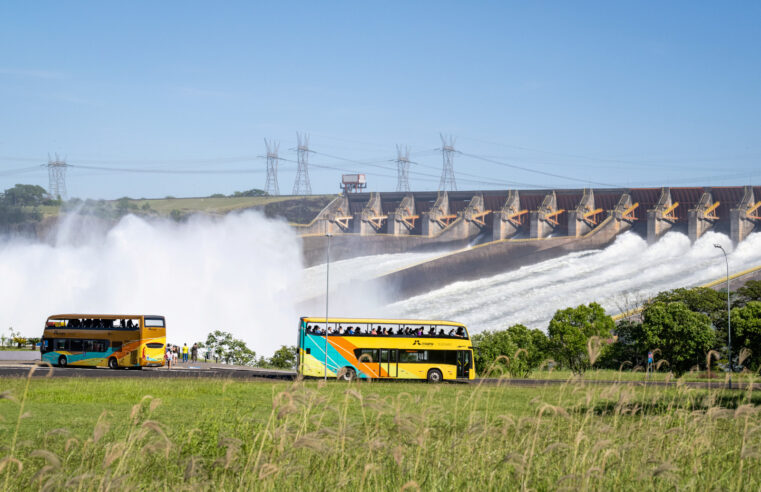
460,152 -> 620,187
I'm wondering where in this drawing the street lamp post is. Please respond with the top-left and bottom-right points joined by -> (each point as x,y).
714,244 -> 732,390
324,233 -> 332,381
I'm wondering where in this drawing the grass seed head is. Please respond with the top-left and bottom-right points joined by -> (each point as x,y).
30,449 -> 60,469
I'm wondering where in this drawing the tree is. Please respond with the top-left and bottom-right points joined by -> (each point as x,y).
268,345 -> 297,369
204,330 -> 256,366
472,324 -> 549,377
736,281 -> 761,307
641,301 -> 715,376
731,301 -> 761,371
2,184 -> 48,206
547,303 -> 614,374
650,287 -> 726,326
599,320 -> 648,369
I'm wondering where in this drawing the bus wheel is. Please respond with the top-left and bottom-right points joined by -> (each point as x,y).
108,357 -> 119,370
58,356 -> 67,368
337,367 -> 355,381
427,369 -> 443,384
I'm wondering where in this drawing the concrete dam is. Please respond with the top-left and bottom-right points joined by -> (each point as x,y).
297,186 -> 761,301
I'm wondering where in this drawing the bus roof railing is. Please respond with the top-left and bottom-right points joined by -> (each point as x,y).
300,316 -> 466,327
47,314 -> 165,319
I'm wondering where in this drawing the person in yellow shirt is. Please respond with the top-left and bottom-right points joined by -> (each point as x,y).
182,343 -> 189,363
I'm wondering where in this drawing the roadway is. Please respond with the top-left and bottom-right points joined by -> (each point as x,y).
0,361 -> 754,389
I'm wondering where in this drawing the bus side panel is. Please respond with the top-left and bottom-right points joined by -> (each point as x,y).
396,363 -> 457,380
300,335 -> 385,379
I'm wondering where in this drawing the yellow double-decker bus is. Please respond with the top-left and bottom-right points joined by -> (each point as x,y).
41,314 -> 166,369
297,317 -> 474,382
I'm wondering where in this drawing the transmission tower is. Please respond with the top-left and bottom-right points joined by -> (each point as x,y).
395,145 -> 411,192
439,134 -> 457,191
263,139 -> 280,196
292,133 -> 312,195
47,154 -> 69,200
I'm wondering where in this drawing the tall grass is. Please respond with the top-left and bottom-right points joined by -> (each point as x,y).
0,368 -> 760,491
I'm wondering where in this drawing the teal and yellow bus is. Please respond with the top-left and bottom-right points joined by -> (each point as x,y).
41,314 -> 166,369
297,317 -> 474,382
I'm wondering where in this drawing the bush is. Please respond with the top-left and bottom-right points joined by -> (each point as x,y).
547,302 -> 614,374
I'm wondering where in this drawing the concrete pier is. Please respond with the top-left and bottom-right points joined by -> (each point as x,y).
387,194 -> 417,236
530,192 -> 563,239
731,186 -> 760,243
688,191 -> 719,242
647,188 -> 677,243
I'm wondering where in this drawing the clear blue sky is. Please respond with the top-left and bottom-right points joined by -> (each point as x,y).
1,1 -> 760,199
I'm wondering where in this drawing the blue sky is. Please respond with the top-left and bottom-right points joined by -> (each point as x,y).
1,1 -> 760,199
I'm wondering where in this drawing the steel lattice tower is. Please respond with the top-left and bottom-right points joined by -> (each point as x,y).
439,134 -> 457,191
292,133 -> 312,195
395,145 -> 411,192
47,154 -> 69,200
264,139 -> 280,196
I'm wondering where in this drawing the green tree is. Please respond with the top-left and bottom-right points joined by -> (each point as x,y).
473,324 -> 551,377
268,345 -> 297,369
2,184 -> 48,206
547,302 -> 614,374
736,281 -> 761,307
204,330 -> 256,366
599,320 -> 648,369
731,301 -> 761,370
641,301 -> 715,375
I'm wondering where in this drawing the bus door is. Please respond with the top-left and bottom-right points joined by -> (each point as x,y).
380,349 -> 398,378
456,350 -> 472,379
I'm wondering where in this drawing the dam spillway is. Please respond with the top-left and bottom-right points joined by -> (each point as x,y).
297,185 -> 761,301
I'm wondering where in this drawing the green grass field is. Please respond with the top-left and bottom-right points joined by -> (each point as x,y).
2,371 -> 761,491
132,196 -> 298,215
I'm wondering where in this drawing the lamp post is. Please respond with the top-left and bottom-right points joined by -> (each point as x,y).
324,233 -> 332,380
713,243 -> 732,389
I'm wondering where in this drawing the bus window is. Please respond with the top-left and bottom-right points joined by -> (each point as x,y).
145,317 -> 165,328
399,350 -> 428,363
54,339 -> 67,351
84,340 -> 94,352
41,339 -> 50,353
112,341 -> 123,351
92,340 -> 108,353
70,339 -> 84,352
354,348 -> 378,363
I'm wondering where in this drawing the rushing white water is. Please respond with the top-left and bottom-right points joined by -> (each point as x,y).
388,230 -> 761,333
299,249 -> 449,301
0,212 -> 303,356
1,210 -> 759,357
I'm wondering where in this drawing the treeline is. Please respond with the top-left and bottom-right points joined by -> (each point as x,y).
474,281 -> 761,377
197,330 -> 296,369
0,184 -> 60,227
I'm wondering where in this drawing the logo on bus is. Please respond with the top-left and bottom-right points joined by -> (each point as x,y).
413,340 -> 421,346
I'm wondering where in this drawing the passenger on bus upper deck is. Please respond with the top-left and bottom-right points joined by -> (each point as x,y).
346,326 -> 354,335
355,326 -> 362,335
438,328 -> 445,336
456,327 -> 465,337
313,325 -> 322,335
447,328 -> 455,336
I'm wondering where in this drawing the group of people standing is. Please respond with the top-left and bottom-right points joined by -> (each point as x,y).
306,324 -> 466,338
164,342 -> 199,367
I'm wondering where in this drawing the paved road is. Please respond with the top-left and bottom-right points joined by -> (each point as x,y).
0,361 -> 296,380
0,361 -> 752,389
